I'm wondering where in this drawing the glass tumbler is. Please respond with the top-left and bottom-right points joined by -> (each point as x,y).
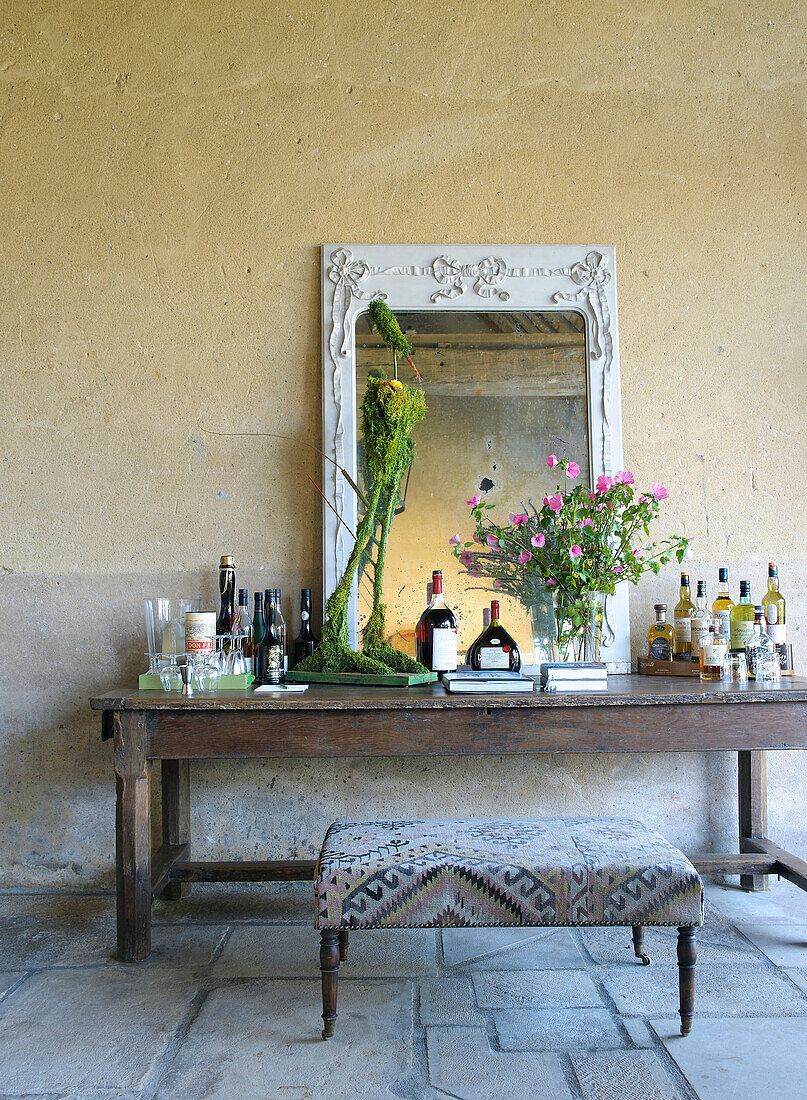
722,652 -> 748,686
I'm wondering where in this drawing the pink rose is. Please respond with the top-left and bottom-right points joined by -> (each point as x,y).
570,544 -> 582,558
614,470 -> 635,485
566,462 -> 580,479
459,551 -> 475,567
596,475 -> 613,495
518,550 -> 532,564
486,535 -> 500,549
579,518 -> 594,528
493,579 -> 503,589
547,455 -> 559,468
466,494 -> 482,506
649,483 -> 669,501
547,493 -> 564,513
614,565 -> 624,574
584,490 -> 597,504
509,512 -> 529,526
449,533 -> 461,546
531,533 -> 546,548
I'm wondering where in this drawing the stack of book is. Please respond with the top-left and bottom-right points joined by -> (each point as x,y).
443,670 -> 536,694
540,662 -> 608,693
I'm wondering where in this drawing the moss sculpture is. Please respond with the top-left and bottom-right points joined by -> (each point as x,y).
297,305 -> 427,675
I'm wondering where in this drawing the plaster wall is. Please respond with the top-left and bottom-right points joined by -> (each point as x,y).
1,1 -> 805,886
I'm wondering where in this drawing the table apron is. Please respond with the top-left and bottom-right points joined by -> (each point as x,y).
147,702 -> 807,758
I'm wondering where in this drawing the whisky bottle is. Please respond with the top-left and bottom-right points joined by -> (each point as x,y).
712,567 -> 734,644
730,580 -> 756,653
673,573 -> 695,659
648,604 -> 674,660
745,606 -> 776,680
689,581 -> 711,663
699,624 -> 728,682
760,563 -> 786,645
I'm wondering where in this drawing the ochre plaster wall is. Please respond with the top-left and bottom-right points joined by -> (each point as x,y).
1,1 -> 805,885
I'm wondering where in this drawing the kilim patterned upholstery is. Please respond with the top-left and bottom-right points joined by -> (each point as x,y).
314,817 -> 703,930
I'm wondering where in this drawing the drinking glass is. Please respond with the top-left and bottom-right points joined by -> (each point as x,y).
755,653 -> 781,685
722,652 -> 747,685
144,598 -> 202,669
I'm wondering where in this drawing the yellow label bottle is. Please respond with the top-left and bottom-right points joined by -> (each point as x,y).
712,567 -> 734,645
673,573 -> 695,659
730,580 -> 756,652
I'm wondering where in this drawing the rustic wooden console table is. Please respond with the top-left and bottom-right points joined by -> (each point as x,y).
91,677 -> 807,962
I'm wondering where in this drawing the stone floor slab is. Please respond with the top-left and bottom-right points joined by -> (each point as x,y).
0,971 -> 26,999
704,882 -> 807,925
442,927 -> 585,970
0,967 -> 199,1093
651,1016 -> 807,1099
155,979 -> 413,1100
571,1049 -> 684,1099
782,968 -> 807,996
426,1026 -> 573,1100
125,924 -> 228,970
213,925 -> 438,977
600,962 -> 807,1017
732,922 -> 807,967
495,1007 -> 625,1051
419,976 -> 485,1026
580,916 -> 763,968
621,1017 -> 655,1048
473,968 -> 603,1009
0,897 -> 113,969
152,881 -> 313,925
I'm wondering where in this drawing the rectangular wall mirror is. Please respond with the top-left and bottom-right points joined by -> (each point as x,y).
321,244 -> 630,672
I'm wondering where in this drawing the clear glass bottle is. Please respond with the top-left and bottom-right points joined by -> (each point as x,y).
416,570 -> 458,678
673,573 -> 695,660
232,588 -> 253,668
745,606 -> 776,681
689,580 -> 711,663
467,601 -> 522,671
275,588 -> 288,672
730,580 -> 755,653
712,567 -> 734,645
699,623 -> 728,682
760,562 -> 786,646
648,603 -> 674,661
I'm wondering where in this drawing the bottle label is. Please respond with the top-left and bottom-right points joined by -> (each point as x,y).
650,637 -> 671,660
701,642 -> 727,666
767,623 -> 786,644
690,617 -> 711,655
714,609 -> 731,639
766,604 -> 779,624
674,616 -> 691,643
731,620 -> 756,650
479,645 -> 510,670
431,627 -> 458,671
266,645 -> 283,680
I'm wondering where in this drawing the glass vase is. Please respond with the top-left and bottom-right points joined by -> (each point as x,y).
527,585 -> 560,668
554,591 -> 610,664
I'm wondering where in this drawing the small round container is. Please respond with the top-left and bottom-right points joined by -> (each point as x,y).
185,611 -> 217,656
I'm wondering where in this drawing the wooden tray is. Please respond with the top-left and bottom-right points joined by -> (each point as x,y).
285,669 -> 438,688
637,656 -> 700,677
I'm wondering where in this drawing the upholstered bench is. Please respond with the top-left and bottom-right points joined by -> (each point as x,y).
314,817 -> 703,1039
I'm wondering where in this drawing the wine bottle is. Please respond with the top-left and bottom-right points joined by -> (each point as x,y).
255,591 -> 284,686
274,588 -> 288,672
416,570 -> 458,678
712,567 -> 734,644
216,555 -> 236,637
293,587 -> 317,667
467,601 -> 521,671
760,562 -> 786,645
730,580 -> 755,653
673,573 -> 695,660
232,588 -> 253,667
252,592 -> 266,652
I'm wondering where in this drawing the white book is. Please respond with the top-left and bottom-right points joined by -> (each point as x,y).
253,683 -> 310,693
542,680 -> 609,693
443,672 -> 536,694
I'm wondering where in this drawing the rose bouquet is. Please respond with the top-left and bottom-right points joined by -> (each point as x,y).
450,455 -> 689,660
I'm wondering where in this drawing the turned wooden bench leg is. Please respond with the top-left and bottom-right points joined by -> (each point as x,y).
632,924 -> 651,965
677,927 -> 697,1036
338,929 -> 349,963
320,930 -> 340,1039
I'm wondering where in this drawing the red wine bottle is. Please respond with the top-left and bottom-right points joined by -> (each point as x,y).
416,570 -> 458,678
255,590 -> 284,686
467,600 -> 521,672
293,587 -> 317,667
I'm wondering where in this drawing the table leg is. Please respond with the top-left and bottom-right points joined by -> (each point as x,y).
738,749 -> 768,891
114,711 -> 152,961
161,760 -> 191,900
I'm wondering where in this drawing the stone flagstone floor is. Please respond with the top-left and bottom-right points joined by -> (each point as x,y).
1,878 -> 807,1099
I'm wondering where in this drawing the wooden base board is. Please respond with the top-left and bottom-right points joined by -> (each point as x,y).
638,656 -> 701,677
285,669 -> 438,688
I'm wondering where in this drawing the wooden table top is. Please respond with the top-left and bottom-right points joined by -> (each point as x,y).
90,675 -> 807,712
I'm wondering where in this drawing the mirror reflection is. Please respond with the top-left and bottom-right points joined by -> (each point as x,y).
354,310 -> 588,659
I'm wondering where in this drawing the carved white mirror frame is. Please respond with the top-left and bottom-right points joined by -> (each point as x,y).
321,243 -> 631,673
